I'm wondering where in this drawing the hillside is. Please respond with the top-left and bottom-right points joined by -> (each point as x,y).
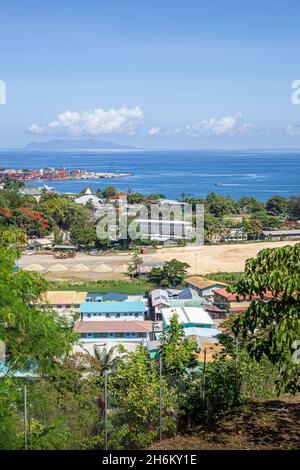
25,139 -> 135,151
149,396 -> 300,450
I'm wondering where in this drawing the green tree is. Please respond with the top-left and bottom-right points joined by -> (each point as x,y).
69,221 -> 98,248
159,314 -> 198,380
242,218 -> 263,240
127,252 -> 143,278
148,258 -> 190,287
206,192 -> 235,217
204,214 -> 224,243
0,247 -> 77,373
266,196 -> 288,215
40,196 -> 90,230
231,243 -> 300,394
96,186 -> 117,199
2,178 -> 25,190
108,346 -> 177,449
287,195 -> 300,220
127,189 -> 144,204
237,196 -> 265,214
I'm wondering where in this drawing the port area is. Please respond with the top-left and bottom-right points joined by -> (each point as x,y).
0,168 -> 133,181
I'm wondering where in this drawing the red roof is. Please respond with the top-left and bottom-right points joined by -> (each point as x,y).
75,320 -> 154,333
213,288 -> 274,302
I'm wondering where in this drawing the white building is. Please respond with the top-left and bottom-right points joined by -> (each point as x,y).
75,188 -> 103,208
80,300 -> 147,321
135,218 -> 193,242
74,320 -> 154,353
160,306 -> 214,328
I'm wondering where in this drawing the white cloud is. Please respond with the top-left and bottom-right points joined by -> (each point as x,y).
148,126 -> 160,136
29,106 -> 145,136
286,124 -> 300,136
166,113 -> 253,137
28,123 -> 45,134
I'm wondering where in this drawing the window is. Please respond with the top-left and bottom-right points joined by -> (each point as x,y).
115,333 -> 125,338
137,332 -> 147,338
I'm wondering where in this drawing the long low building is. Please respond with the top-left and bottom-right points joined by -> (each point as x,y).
160,306 -> 214,329
262,230 -> 300,240
75,320 -> 154,346
213,288 -> 274,314
36,290 -> 88,310
185,276 -> 228,298
80,300 -> 146,321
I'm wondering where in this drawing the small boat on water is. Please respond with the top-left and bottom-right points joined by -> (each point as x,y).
215,181 -> 223,187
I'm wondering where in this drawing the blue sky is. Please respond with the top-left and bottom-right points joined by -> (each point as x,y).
1,0 -> 300,148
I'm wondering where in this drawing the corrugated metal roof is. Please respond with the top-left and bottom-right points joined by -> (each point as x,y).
263,230 -> 300,236
80,300 -> 146,314
186,276 -> 228,290
75,320 -> 153,333
184,327 -> 220,339
37,290 -> 87,305
161,306 -> 214,326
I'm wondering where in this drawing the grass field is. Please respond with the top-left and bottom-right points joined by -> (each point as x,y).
48,279 -> 154,294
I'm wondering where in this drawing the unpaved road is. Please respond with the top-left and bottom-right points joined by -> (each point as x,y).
19,240 -> 299,281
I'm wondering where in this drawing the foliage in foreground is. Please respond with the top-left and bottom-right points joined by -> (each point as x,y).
230,243 -> 300,394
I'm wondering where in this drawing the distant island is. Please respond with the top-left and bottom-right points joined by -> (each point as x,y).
25,139 -> 136,151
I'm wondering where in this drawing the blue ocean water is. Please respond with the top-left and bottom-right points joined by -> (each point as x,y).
0,149 -> 299,201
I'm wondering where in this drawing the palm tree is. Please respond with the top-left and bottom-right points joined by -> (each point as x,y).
92,345 -> 120,374
80,344 -> 121,376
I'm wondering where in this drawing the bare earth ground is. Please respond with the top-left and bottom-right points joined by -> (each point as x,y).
148,396 -> 300,450
19,240 -> 299,282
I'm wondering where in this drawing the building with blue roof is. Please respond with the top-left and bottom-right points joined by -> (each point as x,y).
80,301 -> 146,321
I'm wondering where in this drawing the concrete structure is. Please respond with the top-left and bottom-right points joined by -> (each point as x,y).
186,276 -> 228,298
80,300 -> 146,321
262,230 -> 300,241
136,218 -> 193,242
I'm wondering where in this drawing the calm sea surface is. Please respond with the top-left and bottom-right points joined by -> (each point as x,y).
0,149 -> 299,201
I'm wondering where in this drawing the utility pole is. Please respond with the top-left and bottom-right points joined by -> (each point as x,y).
24,384 -> 28,450
159,354 -> 162,443
104,371 -> 108,450
202,348 -> 207,403
234,336 -> 239,403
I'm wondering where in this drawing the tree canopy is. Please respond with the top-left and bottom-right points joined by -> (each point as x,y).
231,243 -> 300,394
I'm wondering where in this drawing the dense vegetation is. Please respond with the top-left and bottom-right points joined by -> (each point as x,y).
0,227 -> 299,449
0,181 -> 300,249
